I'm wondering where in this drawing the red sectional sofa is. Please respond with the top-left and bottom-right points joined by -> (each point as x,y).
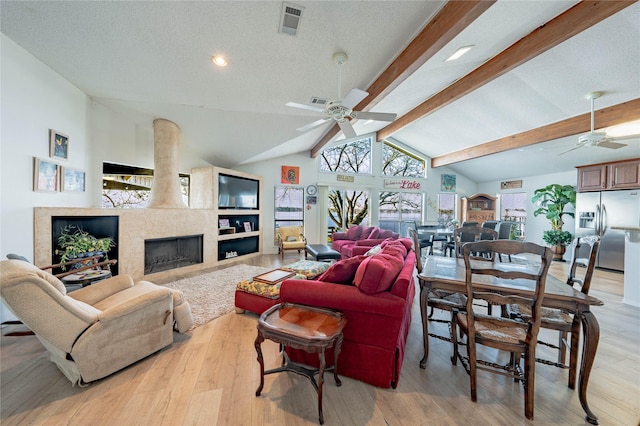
331,225 -> 400,259
279,238 -> 416,389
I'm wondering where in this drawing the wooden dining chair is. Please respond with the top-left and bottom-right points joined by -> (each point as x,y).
452,226 -> 498,259
505,236 -> 600,388
451,240 -> 552,421
409,229 -> 466,345
408,222 -> 434,256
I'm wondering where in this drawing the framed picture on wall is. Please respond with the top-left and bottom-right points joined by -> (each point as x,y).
61,167 -> 86,192
33,157 -> 60,192
49,129 -> 69,160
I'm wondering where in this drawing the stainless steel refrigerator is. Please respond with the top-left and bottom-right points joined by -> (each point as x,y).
575,189 -> 640,271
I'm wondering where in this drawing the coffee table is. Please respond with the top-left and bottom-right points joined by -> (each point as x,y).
255,303 -> 347,425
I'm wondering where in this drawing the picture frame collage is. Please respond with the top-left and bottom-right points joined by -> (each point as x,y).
34,129 -> 86,193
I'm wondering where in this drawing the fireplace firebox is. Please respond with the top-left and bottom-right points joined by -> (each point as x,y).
144,234 -> 203,275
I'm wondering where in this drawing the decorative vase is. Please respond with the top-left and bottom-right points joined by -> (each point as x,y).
551,244 -> 566,261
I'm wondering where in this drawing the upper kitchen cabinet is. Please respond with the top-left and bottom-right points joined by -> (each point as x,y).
577,158 -> 640,192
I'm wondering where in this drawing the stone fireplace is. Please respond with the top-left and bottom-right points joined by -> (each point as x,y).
144,234 -> 203,274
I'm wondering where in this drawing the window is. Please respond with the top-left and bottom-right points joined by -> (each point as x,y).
382,141 -> 425,178
102,162 -> 189,208
320,137 -> 371,175
427,193 -> 457,226
328,188 -> 369,233
274,186 -> 304,244
379,191 -> 422,236
501,192 -> 527,239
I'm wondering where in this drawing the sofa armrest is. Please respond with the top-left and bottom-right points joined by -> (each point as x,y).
98,287 -> 172,323
280,279 -> 405,319
349,246 -> 373,257
69,274 -> 134,305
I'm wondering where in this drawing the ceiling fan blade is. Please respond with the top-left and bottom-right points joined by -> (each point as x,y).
286,102 -> 325,113
557,145 -> 583,156
597,140 -> 627,149
342,88 -> 368,109
338,120 -> 357,139
350,111 -> 397,122
296,117 -> 331,132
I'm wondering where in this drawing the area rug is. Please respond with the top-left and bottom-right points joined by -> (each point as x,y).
162,264 -> 271,329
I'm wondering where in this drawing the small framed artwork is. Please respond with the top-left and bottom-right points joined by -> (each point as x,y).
219,218 -> 230,228
441,174 -> 456,192
281,165 -> 300,184
33,157 -> 60,192
49,129 -> 69,160
61,167 -> 86,192
243,221 -> 252,232
306,195 -> 317,205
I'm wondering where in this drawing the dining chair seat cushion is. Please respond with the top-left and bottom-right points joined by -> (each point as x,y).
456,313 -> 527,345
428,290 -> 467,307
507,303 -> 573,326
318,255 -> 367,284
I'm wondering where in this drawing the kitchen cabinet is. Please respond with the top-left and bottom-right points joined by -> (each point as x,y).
461,193 -> 496,224
577,158 -> 640,192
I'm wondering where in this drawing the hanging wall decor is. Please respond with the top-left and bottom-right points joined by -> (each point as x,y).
34,157 -> 60,192
49,129 -> 69,160
61,167 -> 86,192
441,174 -> 456,192
281,165 -> 300,184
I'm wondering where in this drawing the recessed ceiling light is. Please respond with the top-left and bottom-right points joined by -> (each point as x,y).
445,45 -> 474,62
211,56 -> 228,67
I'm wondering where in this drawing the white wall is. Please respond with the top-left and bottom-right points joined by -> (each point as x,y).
477,170 -> 577,259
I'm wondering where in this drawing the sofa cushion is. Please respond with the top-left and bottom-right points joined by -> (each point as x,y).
360,226 -> 376,239
378,229 -> 396,239
318,255 -> 367,284
282,260 -> 331,279
353,252 -> 404,294
368,227 -> 380,239
345,225 -> 362,240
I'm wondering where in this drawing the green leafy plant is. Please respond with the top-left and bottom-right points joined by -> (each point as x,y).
542,229 -> 573,246
56,225 -> 115,267
532,184 -> 576,231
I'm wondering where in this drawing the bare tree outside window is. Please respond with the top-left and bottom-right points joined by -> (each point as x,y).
382,141 -> 425,177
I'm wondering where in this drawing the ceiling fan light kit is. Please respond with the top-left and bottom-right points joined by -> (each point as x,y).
286,52 -> 397,139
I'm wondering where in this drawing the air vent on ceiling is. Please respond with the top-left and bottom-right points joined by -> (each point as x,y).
310,97 -> 329,106
279,2 -> 304,36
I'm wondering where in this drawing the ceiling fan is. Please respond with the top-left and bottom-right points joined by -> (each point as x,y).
286,52 -> 397,139
559,91 -> 636,155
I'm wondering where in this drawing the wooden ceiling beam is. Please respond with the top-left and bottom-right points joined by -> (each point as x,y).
377,1 -> 636,142
309,0 -> 495,158
431,98 -> 640,167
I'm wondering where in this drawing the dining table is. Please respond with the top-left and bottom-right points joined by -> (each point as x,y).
417,255 -> 604,425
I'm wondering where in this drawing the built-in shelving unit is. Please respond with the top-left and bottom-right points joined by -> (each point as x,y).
191,166 -> 263,265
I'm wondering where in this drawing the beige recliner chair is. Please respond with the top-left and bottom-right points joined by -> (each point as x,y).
0,259 -> 193,386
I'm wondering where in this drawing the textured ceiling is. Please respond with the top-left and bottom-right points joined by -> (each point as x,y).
2,1 -> 639,182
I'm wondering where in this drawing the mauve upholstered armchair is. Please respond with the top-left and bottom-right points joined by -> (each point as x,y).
0,259 -> 193,386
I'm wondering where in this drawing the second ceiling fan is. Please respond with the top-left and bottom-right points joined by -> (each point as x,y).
286,52 -> 397,139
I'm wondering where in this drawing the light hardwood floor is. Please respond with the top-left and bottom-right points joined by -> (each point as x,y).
2,254 -> 639,425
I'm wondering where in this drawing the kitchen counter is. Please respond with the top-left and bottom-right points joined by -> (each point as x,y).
612,226 -> 640,307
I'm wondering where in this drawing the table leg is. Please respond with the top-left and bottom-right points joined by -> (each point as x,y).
578,310 -> 600,425
333,335 -> 343,387
318,349 -> 325,425
254,332 -> 265,396
419,281 -> 430,368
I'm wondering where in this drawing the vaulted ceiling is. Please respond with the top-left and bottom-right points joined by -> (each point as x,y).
2,1 -> 639,183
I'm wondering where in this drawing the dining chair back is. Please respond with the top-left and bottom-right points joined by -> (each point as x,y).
409,223 -> 435,256
505,235 -> 600,387
451,240 -> 552,421
452,226 -> 498,258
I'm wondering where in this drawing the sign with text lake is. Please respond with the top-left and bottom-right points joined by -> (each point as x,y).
383,179 -> 422,190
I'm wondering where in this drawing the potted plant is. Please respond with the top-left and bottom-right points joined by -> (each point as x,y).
532,183 -> 576,260
56,225 -> 116,269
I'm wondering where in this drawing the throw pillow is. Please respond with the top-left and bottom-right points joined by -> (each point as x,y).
365,244 -> 382,256
285,235 -> 298,242
361,226 -> 376,239
317,255 -> 367,284
346,225 -> 362,240
380,241 -> 407,259
353,252 -> 404,294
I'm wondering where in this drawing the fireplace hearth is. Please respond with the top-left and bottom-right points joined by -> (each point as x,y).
144,234 -> 203,275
